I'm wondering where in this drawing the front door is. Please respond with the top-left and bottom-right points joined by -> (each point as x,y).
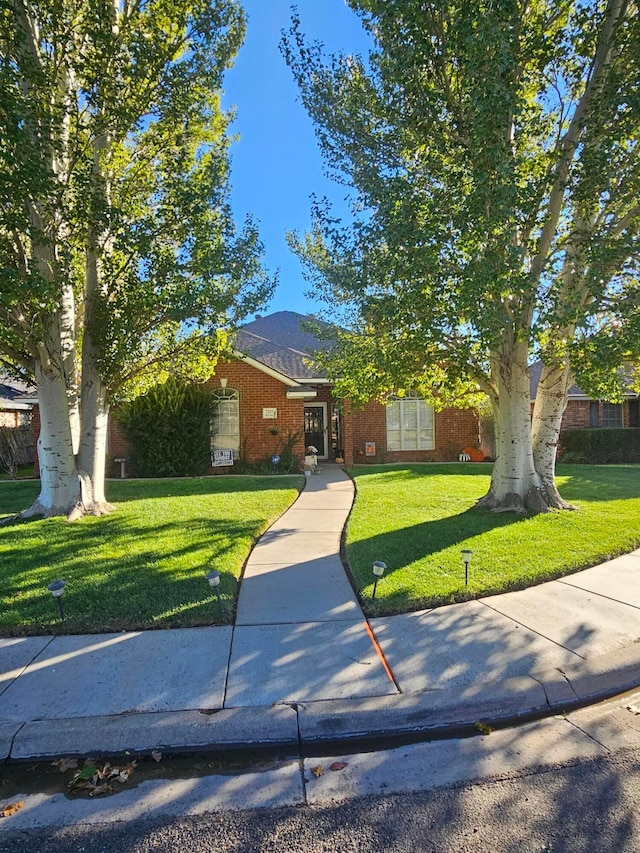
304,403 -> 327,458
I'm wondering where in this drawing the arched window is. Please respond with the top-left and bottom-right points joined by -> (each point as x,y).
386,393 -> 435,451
211,388 -> 240,457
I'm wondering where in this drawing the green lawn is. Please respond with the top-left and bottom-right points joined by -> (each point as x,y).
346,463 -> 640,615
0,476 -> 302,635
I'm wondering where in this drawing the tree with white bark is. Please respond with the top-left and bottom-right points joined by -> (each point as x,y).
283,0 -> 640,512
0,0 -> 273,518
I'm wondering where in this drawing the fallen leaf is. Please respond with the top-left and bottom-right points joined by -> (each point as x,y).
70,764 -> 100,786
310,765 -> 324,778
329,762 -> 348,772
474,722 -> 493,735
89,784 -> 114,798
151,750 -> 162,763
52,758 -> 78,773
1,802 -> 24,818
626,705 -> 640,715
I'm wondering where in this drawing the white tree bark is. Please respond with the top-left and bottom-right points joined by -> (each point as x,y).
26,363 -> 81,518
531,360 -> 576,509
478,345 -> 550,513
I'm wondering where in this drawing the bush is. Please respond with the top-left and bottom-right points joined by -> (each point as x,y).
559,428 -> 640,464
118,380 -> 214,477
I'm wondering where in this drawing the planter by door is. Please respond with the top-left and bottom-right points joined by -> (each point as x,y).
304,403 -> 328,459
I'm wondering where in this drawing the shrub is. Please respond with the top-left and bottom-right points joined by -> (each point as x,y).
559,428 -> 640,464
118,380 -> 214,477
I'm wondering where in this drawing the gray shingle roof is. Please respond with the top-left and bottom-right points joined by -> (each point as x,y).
529,361 -> 586,399
234,311 -> 335,382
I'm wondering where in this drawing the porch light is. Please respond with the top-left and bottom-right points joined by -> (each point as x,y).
205,570 -> 224,617
461,549 -> 473,586
47,579 -> 66,621
220,378 -> 228,389
371,561 -> 387,600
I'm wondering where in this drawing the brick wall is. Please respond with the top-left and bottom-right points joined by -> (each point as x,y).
204,359 -> 307,465
345,400 -> 480,463
556,400 -> 636,430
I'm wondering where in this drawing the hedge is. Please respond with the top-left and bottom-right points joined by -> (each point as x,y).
559,428 -> 640,464
118,380 -> 214,477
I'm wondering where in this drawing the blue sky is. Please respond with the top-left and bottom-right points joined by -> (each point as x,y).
221,1 -> 372,318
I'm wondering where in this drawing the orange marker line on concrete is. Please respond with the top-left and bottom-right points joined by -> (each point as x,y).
364,621 -> 399,689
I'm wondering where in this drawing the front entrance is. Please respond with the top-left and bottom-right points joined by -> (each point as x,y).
304,403 -> 328,459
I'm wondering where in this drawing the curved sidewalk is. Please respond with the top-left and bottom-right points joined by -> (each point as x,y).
1,464 -> 639,761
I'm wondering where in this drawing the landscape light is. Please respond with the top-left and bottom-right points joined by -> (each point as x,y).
205,571 -> 224,617
371,561 -> 387,600
47,579 -> 66,621
461,549 -> 473,586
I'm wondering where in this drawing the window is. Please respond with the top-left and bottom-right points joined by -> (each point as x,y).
602,403 -> 622,429
589,402 -> 600,428
386,394 -> 435,451
211,389 -> 240,456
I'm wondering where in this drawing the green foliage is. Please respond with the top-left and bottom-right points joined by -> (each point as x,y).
0,0 -> 274,511
282,0 -> 640,408
559,429 -> 640,464
118,380 -> 214,477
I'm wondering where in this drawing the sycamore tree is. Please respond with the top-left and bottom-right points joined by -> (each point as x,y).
283,0 -> 640,512
0,0 -> 273,518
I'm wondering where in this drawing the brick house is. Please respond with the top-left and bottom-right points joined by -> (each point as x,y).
0,377 -> 34,428
108,311 -> 480,470
529,362 -> 640,432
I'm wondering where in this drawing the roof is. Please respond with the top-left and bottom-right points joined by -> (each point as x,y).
529,361 -> 638,400
529,362 -> 587,400
0,376 -> 35,410
234,311 -> 335,383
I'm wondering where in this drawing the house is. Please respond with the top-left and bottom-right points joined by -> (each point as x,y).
196,311 -> 479,469
529,362 -> 640,431
0,376 -> 35,428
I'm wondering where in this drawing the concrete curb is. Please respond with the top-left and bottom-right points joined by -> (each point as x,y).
5,645 -> 640,763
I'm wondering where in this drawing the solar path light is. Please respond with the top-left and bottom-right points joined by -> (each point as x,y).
461,549 -> 473,586
371,561 -> 387,600
205,570 -> 224,617
47,579 -> 66,621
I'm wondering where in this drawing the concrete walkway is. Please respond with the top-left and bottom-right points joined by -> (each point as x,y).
1,464 -> 640,761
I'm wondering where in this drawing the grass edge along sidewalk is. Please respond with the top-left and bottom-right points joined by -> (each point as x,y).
0,476 -> 302,636
345,463 -> 640,616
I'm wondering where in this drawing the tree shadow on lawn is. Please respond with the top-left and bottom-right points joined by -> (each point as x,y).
346,505 -> 525,593
0,513 -> 268,636
0,475 -> 302,520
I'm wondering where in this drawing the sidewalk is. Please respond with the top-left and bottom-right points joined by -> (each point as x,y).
1,464 -> 639,762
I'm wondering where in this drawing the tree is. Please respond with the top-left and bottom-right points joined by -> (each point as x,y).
0,0 -> 273,518
283,0 -> 640,512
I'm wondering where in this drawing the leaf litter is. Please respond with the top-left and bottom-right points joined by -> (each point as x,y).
66,758 -> 138,797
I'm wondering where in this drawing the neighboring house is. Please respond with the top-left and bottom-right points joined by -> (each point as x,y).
0,376 -> 35,428
529,362 -> 640,431
201,311 -> 479,468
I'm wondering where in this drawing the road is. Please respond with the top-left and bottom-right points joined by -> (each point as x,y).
2,691 -> 640,852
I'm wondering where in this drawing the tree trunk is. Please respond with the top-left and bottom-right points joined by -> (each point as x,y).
24,365 -> 81,518
76,357 -> 113,518
532,360 -> 576,510
477,348 -> 550,513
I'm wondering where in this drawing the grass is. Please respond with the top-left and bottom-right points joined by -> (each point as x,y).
345,463 -> 640,615
0,476 -> 302,636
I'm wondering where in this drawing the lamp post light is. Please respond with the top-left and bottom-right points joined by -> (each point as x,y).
47,579 -> 66,621
371,561 -> 387,600
461,549 -> 473,586
205,570 -> 224,617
